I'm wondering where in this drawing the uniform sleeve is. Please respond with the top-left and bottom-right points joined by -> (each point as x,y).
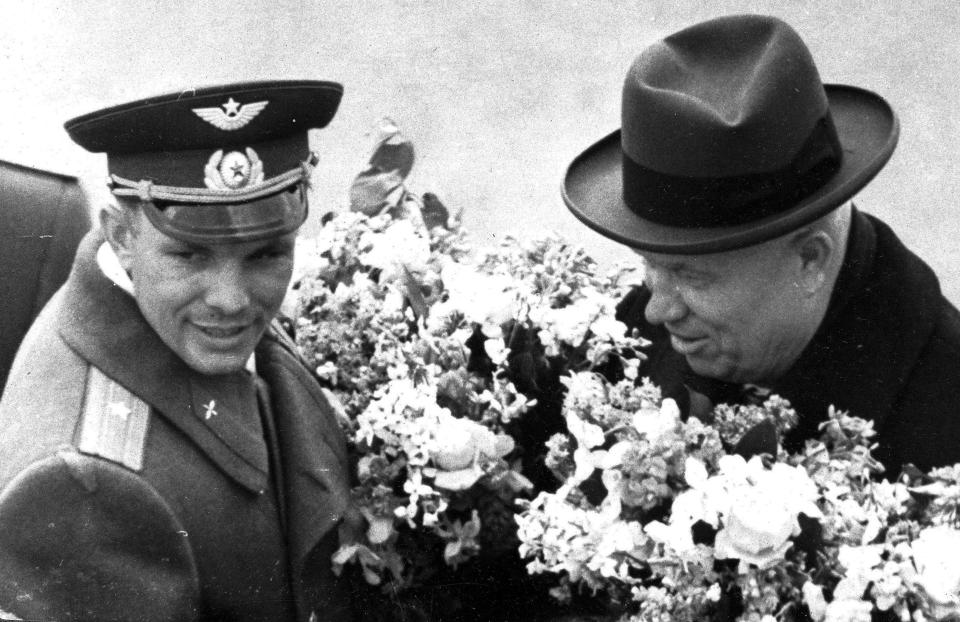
0,448 -> 201,622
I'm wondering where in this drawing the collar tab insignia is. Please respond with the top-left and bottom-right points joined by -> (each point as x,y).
203,400 -> 218,420
192,97 -> 269,131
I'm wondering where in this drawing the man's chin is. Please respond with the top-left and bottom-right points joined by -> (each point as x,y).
178,324 -> 265,375
684,355 -> 738,384
181,349 -> 253,376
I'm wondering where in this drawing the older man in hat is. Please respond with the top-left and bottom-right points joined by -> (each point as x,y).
564,15 -> 960,474
0,82 -> 356,621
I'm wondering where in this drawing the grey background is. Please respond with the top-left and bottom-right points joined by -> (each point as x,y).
2,1 -> 958,302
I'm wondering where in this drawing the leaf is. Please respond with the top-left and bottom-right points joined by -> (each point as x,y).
402,265 -> 429,320
421,192 -> 450,230
733,418 -> 779,460
368,118 -> 415,179
349,118 -> 416,215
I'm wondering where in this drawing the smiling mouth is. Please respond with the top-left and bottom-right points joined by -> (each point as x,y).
669,333 -> 708,355
194,324 -> 249,339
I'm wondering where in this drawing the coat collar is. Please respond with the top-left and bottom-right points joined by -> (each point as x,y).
772,208 -> 942,446
683,208 -> 942,445
58,232 -> 270,493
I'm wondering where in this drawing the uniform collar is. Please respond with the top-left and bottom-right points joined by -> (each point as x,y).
62,232 -> 270,493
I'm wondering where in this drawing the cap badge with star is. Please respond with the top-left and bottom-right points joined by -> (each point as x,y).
64,80 -> 343,243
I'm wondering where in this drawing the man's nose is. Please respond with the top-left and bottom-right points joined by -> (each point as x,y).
203,264 -> 250,315
643,272 -> 687,326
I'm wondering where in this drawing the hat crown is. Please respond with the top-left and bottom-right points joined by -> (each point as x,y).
561,14 -> 897,254
623,15 -> 829,177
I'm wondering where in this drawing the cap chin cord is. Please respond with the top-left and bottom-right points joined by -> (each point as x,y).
108,153 -> 318,205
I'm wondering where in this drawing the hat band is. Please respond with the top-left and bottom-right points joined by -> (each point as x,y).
622,115 -> 843,228
108,153 -> 318,205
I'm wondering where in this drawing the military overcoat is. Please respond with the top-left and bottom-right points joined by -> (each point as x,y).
0,232 -> 355,621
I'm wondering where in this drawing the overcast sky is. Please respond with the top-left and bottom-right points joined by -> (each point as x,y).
3,0 -> 959,300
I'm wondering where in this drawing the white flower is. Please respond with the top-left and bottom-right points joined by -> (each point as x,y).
823,599 -> 873,622
359,218 -> 431,283
713,483 -> 796,569
484,338 -> 510,366
911,525 -> 960,619
429,411 -> 514,491
360,507 -> 396,545
706,583 -> 722,602
711,457 -> 822,570
537,328 -> 560,357
315,361 -> 339,384
440,261 -> 519,337
803,582 -> 829,622
869,479 -> 910,516
834,545 -> 884,601
589,315 -> 627,343
561,372 -> 607,413
564,411 -> 605,450
644,517 -> 698,559
538,297 -> 599,346
631,397 -> 680,444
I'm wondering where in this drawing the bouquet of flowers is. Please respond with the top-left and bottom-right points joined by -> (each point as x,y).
516,381 -> 960,622
291,123 -> 646,620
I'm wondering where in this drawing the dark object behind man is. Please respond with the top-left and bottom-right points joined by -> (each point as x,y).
0,160 -> 90,395
563,14 -> 960,474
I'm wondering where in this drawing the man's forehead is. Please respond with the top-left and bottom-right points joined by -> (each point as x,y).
140,210 -> 298,249
635,238 -> 782,272
634,249 -> 718,272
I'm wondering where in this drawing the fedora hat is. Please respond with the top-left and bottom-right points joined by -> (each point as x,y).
562,14 -> 899,254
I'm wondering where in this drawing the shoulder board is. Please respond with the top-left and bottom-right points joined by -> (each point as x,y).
77,365 -> 151,471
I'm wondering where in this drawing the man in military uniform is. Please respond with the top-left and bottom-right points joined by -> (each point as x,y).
563,15 -> 960,473
0,81 -> 356,621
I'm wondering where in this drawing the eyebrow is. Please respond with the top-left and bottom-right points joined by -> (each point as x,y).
160,238 -> 204,252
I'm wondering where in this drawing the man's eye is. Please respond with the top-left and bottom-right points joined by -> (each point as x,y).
678,271 -> 709,287
167,249 -> 204,262
251,248 -> 292,262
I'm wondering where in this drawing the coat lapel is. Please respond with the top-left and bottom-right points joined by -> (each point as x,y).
254,329 -> 351,575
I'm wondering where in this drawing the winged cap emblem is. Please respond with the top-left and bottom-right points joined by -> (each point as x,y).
192,97 -> 269,131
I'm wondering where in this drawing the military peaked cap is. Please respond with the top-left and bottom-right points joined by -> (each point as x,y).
65,80 -> 343,243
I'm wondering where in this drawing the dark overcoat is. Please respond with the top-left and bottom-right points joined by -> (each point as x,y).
618,209 -> 960,474
0,232 -> 355,621
0,159 -> 90,395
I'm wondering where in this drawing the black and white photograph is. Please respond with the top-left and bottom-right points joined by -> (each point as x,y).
2,2 -> 960,621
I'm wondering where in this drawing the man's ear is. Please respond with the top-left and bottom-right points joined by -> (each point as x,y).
99,206 -> 137,272
790,228 -> 835,296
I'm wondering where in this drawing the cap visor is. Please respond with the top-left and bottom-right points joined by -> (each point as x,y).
143,186 -> 307,244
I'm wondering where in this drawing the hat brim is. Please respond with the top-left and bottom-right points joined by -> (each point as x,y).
562,85 -> 899,254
